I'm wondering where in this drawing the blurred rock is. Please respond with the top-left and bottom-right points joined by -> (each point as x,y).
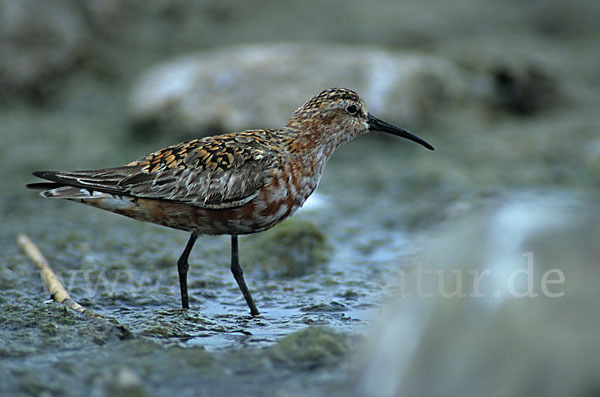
129,43 -> 560,137
0,0 -> 89,103
129,43 -> 470,136
356,192 -> 600,397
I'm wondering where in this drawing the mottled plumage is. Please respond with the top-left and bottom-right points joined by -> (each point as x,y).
27,88 -> 434,315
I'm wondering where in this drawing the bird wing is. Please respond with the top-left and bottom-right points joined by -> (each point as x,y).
31,131 -> 281,209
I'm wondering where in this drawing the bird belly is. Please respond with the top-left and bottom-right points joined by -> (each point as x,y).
107,193 -> 299,236
58,187 -> 304,236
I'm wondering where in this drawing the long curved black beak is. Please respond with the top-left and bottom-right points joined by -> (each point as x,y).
368,113 -> 434,151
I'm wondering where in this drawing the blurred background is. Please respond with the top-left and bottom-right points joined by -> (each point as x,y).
1,0 -> 599,396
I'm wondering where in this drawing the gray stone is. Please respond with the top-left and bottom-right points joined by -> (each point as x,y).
129,43 -> 470,135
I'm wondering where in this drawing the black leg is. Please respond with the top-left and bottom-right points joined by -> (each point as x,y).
230,235 -> 259,316
177,231 -> 198,309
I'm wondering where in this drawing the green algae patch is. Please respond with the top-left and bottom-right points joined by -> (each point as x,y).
161,345 -> 215,369
0,301 -> 123,357
300,301 -> 347,312
242,219 -> 333,278
266,326 -> 351,370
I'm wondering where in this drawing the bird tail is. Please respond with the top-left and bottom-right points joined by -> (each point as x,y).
26,170 -> 113,199
27,170 -> 141,215
26,181 -> 105,199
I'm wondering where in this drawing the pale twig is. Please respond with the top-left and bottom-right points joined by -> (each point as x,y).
17,233 -> 88,313
17,233 -> 130,338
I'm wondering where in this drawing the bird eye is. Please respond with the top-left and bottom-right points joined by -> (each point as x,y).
346,105 -> 358,115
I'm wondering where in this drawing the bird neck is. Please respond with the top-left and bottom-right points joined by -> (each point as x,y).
281,124 -> 349,161
277,126 -> 346,202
